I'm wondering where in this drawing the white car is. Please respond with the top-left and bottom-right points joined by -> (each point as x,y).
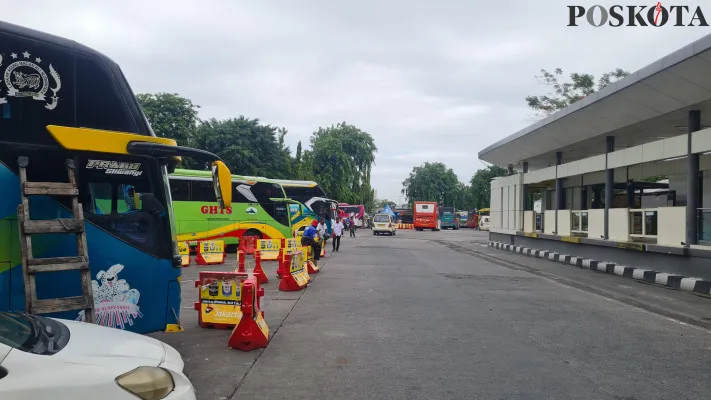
0,312 -> 195,400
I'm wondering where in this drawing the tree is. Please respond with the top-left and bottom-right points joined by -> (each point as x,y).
193,116 -> 292,177
309,122 -> 377,209
525,68 -> 630,118
469,165 -> 508,209
401,162 -> 462,206
137,93 -> 200,146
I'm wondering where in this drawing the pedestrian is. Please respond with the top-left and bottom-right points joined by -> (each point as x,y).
300,220 -> 321,265
332,217 -> 344,252
349,216 -> 356,237
317,217 -> 328,247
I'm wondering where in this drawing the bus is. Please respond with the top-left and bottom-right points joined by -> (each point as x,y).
466,209 -> 479,229
458,211 -> 469,228
413,201 -> 439,231
339,203 -> 365,220
0,21 -> 232,334
439,207 -> 459,230
169,169 -> 296,245
269,179 -> 338,235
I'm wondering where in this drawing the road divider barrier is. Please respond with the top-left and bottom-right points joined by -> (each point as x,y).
279,247 -> 309,291
397,223 -> 414,229
179,241 -> 191,267
196,240 -> 225,265
252,250 -> 269,284
257,239 -> 281,260
228,275 -> 269,351
304,245 -> 319,275
194,270 -> 248,329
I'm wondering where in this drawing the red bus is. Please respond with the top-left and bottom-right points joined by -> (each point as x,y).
466,209 -> 478,228
413,201 -> 439,231
339,203 -> 365,219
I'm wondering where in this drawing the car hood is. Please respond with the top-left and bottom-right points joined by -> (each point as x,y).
50,319 -> 174,368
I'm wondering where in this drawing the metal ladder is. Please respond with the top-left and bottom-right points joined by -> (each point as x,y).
16,156 -> 95,322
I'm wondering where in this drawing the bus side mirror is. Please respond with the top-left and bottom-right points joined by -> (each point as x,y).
211,161 -> 232,209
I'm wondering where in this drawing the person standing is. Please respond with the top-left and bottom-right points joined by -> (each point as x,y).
317,217 -> 328,247
332,217 -> 344,252
349,216 -> 356,237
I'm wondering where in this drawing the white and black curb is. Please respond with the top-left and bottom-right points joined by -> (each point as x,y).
487,241 -> 711,296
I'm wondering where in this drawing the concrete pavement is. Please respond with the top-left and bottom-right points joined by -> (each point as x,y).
153,229 -> 711,400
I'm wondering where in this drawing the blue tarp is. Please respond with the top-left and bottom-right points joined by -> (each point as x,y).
381,204 -> 397,219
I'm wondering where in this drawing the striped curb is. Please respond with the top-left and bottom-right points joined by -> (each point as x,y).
486,241 -> 711,296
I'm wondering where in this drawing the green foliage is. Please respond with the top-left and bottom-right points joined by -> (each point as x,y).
310,122 -> 377,210
191,117 -> 292,178
525,68 -> 630,118
136,93 -> 200,146
469,165 -> 508,208
402,162 -> 462,206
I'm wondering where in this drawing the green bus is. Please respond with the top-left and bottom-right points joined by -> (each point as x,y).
270,179 -> 339,235
169,169 -> 295,245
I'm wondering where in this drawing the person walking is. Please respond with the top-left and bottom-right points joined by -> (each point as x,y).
331,217 -> 344,252
301,220 -> 321,265
349,216 -> 356,237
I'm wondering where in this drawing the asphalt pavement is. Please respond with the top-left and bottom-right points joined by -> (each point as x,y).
152,228 -> 711,400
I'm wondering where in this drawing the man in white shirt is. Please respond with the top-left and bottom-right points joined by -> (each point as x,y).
316,217 -> 328,245
331,217 -> 344,252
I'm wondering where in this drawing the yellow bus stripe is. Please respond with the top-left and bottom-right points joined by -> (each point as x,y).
176,222 -> 286,242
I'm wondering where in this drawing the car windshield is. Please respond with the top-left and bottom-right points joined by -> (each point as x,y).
0,312 -> 70,355
374,215 -> 390,222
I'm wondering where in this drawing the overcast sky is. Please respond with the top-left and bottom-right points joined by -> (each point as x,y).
4,1 -> 710,202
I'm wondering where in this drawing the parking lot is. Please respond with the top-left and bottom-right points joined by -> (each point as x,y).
151,228 -> 711,400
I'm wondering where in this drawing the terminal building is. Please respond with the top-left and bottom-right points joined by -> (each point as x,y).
478,33 -> 711,280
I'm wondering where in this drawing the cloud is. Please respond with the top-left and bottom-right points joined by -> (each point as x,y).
3,0 -> 709,202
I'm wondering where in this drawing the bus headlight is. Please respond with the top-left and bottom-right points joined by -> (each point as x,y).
116,366 -> 175,400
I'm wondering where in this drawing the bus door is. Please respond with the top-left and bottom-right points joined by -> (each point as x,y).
77,154 -> 178,333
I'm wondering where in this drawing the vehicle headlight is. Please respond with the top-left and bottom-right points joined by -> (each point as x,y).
116,366 -> 175,400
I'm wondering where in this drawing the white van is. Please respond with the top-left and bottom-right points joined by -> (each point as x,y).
372,214 -> 397,235
479,215 -> 491,231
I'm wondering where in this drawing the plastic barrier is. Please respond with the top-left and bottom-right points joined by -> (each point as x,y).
196,240 -> 226,265
228,276 -> 269,351
178,241 -> 191,267
237,250 -> 246,273
252,250 -> 269,284
278,250 -> 309,291
238,235 -> 257,255
193,270 -> 248,329
256,239 -> 281,260
276,238 -> 299,278
397,223 -> 414,229
303,245 -> 320,275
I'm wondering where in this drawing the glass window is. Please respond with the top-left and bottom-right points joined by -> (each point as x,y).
169,179 -> 191,201
0,312 -> 70,356
79,155 -> 172,258
75,57 -> 136,133
374,215 -> 390,223
191,180 -> 216,202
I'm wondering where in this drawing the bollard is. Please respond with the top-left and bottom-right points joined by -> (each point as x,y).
304,246 -> 319,275
228,276 -> 269,351
194,270 -> 248,329
278,253 -> 309,292
237,250 -> 246,273
253,250 -> 269,284
196,240 -> 226,265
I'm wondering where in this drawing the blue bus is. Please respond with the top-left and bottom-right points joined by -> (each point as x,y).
439,207 -> 459,230
0,21 -> 232,334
